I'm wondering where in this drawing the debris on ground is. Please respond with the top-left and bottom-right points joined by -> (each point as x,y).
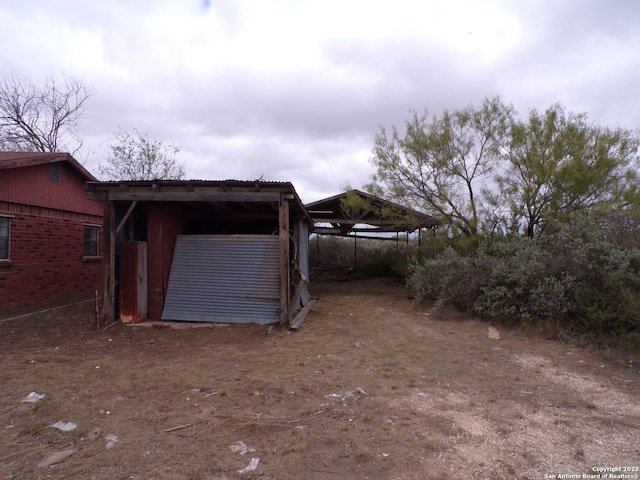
21,391 -> 46,403
230,440 -> 255,455
105,433 -> 119,449
237,457 -> 259,474
50,421 -> 77,431
83,426 -> 102,441
37,448 -> 78,468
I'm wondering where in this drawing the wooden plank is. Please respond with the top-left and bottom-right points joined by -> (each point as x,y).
289,299 -> 316,331
288,269 -> 308,322
278,196 -> 290,327
165,423 -> 194,433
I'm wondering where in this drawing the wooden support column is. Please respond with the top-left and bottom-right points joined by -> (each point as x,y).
278,194 -> 290,327
101,200 -> 116,326
405,231 -> 410,260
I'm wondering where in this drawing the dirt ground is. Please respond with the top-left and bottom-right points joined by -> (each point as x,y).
1,277 -> 639,480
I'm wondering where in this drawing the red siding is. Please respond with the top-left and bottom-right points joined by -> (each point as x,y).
0,162 -> 102,216
147,205 -> 183,320
119,241 -> 147,323
0,205 -> 103,319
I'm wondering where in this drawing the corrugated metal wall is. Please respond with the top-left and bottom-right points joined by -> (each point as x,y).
161,234 -> 280,324
297,220 -> 311,307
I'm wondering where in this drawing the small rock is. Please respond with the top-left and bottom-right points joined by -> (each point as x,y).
487,326 -> 501,340
325,354 -> 345,362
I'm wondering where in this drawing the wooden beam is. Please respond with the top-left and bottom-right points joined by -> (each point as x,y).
311,217 -> 422,227
278,195 -> 290,327
312,231 -> 403,241
92,191 -> 283,202
115,201 -> 138,235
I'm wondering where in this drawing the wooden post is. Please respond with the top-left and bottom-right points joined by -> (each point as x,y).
101,200 -> 116,326
353,232 -> 357,267
278,195 -> 290,327
94,289 -> 99,329
405,231 -> 409,260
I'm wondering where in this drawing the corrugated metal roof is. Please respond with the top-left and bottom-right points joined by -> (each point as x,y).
161,235 -> 281,324
84,179 -> 312,223
305,189 -> 438,234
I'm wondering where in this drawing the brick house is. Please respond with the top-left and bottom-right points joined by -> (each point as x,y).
0,152 -> 103,320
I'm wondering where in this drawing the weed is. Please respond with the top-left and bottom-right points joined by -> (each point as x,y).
21,423 -> 47,436
281,441 -> 306,454
34,366 -> 52,380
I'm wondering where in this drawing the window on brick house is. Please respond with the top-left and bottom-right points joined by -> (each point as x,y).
83,225 -> 99,257
0,217 -> 9,260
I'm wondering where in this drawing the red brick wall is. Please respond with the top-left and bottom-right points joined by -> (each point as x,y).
0,203 -> 103,319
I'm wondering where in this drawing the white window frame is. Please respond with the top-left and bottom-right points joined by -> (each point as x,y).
83,224 -> 100,257
0,216 -> 10,260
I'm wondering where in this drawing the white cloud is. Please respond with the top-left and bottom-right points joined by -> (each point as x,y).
1,0 -> 639,201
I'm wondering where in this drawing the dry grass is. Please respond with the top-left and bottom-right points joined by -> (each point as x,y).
1,277 -> 639,479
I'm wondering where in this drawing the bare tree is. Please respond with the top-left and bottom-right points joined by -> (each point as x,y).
100,128 -> 186,181
0,74 -> 94,154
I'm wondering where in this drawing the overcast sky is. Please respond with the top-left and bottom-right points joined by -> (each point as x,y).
1,0 -> 639,203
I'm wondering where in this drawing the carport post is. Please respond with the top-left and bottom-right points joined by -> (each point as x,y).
101,200 -> 116,326
278,194 -> 290,327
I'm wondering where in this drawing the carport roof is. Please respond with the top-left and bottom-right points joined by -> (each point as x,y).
84,179 -> 312,222
305,189 -> 438,235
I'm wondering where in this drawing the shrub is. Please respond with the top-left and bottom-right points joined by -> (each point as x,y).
571,247 -> 640,347
409,247 -> 491,311
410,216 -> 640,350
474,236 -> 578,325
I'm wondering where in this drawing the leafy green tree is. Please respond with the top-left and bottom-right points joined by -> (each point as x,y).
99,128 -> 185,181
368,96 -> 513,238
497,104 -> 640,237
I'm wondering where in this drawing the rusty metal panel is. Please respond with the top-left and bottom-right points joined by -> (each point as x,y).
119,241 -> 148,323
161,235 -> 280,324
147,205 -> 183,320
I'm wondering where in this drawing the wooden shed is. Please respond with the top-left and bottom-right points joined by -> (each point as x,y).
84,180 -> 312,327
